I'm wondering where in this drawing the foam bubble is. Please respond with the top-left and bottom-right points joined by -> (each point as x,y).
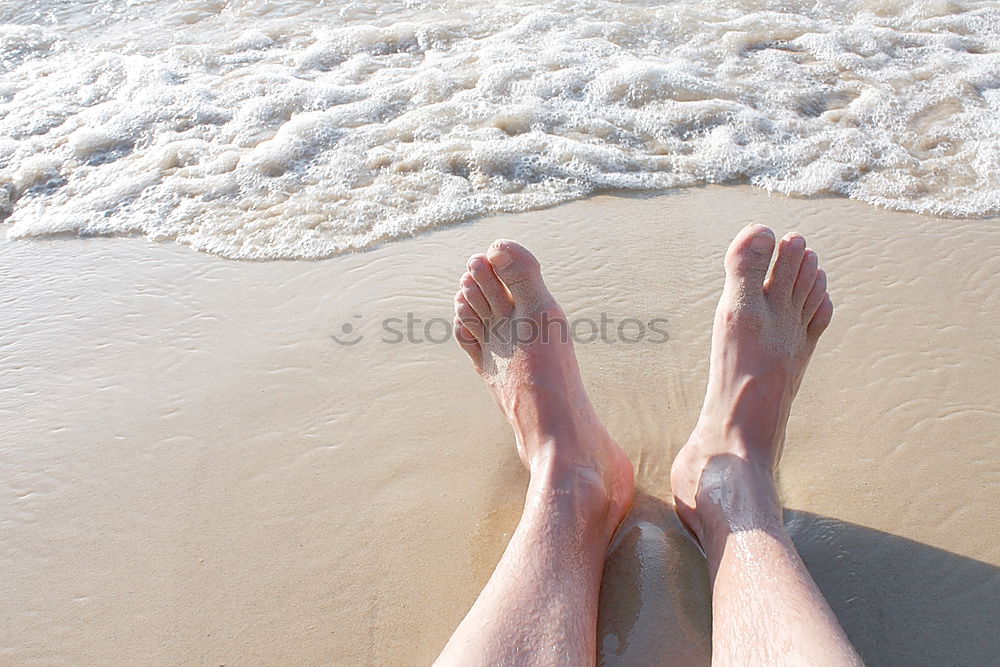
1,0 -> 998,258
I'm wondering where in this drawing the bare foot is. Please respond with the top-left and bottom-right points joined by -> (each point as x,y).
670,225 -> 833,550
453,240 -> 635,542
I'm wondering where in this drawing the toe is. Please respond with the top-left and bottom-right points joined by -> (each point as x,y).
765,233 -> 807,300
792,249 -> 819,309
453,316 -> 482,364
486,239 -> 547,304
808,294 -> 833,339
723,224 -> 776,298
454,291 -> 484,341
468,254 -> 513,317
802,269 -> 827,323
460,272 -> 491,320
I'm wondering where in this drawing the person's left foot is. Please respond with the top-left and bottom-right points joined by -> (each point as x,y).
453,240 -> 635,542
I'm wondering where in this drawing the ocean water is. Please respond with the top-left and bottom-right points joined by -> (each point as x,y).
1,0 -> 998,259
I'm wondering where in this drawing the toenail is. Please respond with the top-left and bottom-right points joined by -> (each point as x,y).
750,233 -> 772,251
470,258 -> 485,271
490,247 -> 513,269
789,235 -> 806,248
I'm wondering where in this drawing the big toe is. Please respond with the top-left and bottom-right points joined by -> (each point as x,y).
486,240 -> 548,304
724,224 -> 776,298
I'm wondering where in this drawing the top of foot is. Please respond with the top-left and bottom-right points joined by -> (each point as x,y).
670,225 -> 833,546
452,240 -> 635,541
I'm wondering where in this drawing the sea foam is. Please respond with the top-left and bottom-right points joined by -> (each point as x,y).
1,0 -> 998,258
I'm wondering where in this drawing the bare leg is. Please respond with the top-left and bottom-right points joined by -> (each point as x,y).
671,225 -> 863,666
437,241 -> 635,666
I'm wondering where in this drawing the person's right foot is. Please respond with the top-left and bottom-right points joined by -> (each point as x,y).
670,224 -> 833,549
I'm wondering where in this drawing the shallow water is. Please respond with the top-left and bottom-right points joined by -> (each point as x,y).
3,187 -> 999,664
2,0 -> 999,258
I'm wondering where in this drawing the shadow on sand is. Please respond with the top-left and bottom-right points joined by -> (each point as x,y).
598,490 -> 1000,667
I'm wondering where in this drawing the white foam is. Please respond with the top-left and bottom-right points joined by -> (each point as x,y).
1,0 -> 998,258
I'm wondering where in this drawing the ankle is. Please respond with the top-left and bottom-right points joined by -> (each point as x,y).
688,455 -> 784,546
525,453 -> 619,539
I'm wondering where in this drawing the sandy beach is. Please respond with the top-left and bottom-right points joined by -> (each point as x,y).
2,186 -> 998,665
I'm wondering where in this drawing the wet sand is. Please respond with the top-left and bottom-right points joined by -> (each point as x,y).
2,186 -> 999,665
